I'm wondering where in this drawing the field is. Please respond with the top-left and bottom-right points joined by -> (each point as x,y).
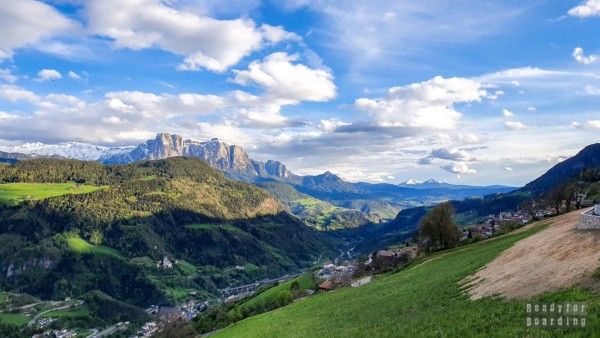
65,235 -> 123,257
293,198 -> 343,230
216,222 -> 600,337
40,306 -> 91,319
0,313 -> 29,326
240,274 -> 316,312
0,183 -> 103,204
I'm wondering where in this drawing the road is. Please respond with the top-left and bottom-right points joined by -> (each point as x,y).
88,322 -> 128,338
27,301 -> 82,327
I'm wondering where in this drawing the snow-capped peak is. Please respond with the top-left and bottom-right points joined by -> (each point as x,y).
401,178 -> 446,186
403,178 -> 423,185
0,142 -> 132,161
423,179 -> 444,184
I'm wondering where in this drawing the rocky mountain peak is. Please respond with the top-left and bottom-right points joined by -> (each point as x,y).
100,133 -> 293,180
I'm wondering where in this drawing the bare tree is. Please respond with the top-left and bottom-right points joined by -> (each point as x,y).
548,183 -> 568,215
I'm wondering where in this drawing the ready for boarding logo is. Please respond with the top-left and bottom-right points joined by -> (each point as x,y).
525,302 -> 586,328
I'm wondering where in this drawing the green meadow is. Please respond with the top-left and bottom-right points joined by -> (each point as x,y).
239,274 -> 317,312
65,235 -> 123,258
0,183 -> 103,204
0,313 -> 29,326
216,224 -> 600,337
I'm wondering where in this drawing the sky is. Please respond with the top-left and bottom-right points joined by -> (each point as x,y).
0,0 -> 599,186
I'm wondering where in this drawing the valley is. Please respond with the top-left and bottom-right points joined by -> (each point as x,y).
0,133 -> 516,231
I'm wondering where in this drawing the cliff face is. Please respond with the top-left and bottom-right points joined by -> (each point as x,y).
101,133 -> 291,180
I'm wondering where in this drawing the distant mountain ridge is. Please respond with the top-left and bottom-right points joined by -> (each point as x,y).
101,133 -> 292,181
1,141 -> 131,161
521,143 -> 600,195
0,133 -> 517,228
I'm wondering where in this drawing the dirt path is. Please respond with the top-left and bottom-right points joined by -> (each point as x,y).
462,209 -> 600,300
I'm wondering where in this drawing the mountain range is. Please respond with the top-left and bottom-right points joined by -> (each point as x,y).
0,133 -> 517,229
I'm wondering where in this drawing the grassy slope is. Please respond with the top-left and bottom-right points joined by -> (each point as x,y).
217,223 -> 600,337
0,183 -> 103,204
0,313 -> 29,326
240,274 -> 316,312
65,235 -> 123,257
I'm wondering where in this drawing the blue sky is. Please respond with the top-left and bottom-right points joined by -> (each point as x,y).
0,0 -> 600,186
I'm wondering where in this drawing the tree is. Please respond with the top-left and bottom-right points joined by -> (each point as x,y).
547,183 -> 568,215
417,202 -> 461,252
90,229 -> 103,246
520,199 -> 538,221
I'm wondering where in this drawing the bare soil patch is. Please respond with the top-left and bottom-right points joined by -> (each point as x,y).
463,209 -> 600,300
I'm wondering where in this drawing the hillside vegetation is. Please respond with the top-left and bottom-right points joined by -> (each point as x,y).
216,220 -> 600,337
0,158 -> 335,310
0,183 -> 103,204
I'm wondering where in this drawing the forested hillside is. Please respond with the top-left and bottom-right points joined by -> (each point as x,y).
0,158 -> 335,308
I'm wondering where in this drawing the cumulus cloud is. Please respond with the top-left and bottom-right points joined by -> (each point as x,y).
0,69 -> 17,83
0,84 -> 234,144
0,84 -> 40,103
572,47 -> 599,65
504,121 -> 527,130
502,108 -> 514,117
0,0 -> 75,60
228,52 -> 336,127
588,120 -> 600,129
355,76 -> 487,129
527,106 -> 536,111
440,162 -> 477,174
86,0 -> 297,72
419,147 -> 476,164
105,91 -> 226,118
231,52 -> 336,104
35,69 -> 62,82
568,0 -> 600,17
504,166 -> 513,172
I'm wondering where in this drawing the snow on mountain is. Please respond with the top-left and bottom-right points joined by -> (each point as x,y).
403,179 -> 422,185
0,142 -> 132,161
400,178 -> 445,186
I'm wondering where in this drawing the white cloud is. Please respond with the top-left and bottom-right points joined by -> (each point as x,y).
104,91 -> 226,118
571,121 -> 584,128
504,121 -> 527,130
487,90 -> 504,100
527,106 -> 536,112
570,120 -> 600,129
502,108 -> 514,117
441,162 -> 477,174
0,68 -> 17,83
35,69 -> 62,82
231,52 -> 336,105
355,76 -> 487,129
0,84 -> 40,103
420,147 -> 476,164
572,47 -> 599,65
479,67 -> 567,83
318,118 -> 350,133
584,85 -> 600,95
588,120 -> 600,129
86,0 -> 297,72
0,0 -> 75,60
504,167 -> 513,172
568,0 -> 600,17
68,71 -> 82,81
382,11 -> 396,23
